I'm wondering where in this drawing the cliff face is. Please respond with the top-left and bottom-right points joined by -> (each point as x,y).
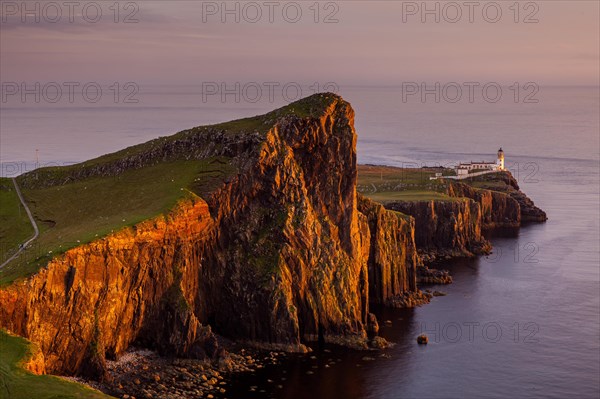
357,195 -> 418,305
461,172 -> 547,223
386,199 -> 491,256
195,100 -> 372,348
385,173 -> 545,261
385,198 -> 492,259
448,182 -> 521,228
0,198 -> 216,378
0,94 -> 421,377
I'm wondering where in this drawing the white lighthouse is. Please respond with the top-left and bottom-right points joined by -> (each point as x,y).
497,148 -> 505,170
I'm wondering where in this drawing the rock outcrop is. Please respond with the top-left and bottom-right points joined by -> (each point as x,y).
417,265 -> 452,284
459,172 -> 547,223
23,339 -> 47,375
0,94 -> 421,378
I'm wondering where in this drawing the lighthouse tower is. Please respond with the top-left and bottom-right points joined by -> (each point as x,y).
497,148 -> 505,170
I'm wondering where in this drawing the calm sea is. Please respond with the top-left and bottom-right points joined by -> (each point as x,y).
1,86 -> 598,398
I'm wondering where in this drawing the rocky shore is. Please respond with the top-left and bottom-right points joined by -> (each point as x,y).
65,346 -> 287,399
384,290 -> 433,308
417,265 -> 453,285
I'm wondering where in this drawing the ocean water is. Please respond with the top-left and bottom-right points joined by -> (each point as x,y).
1,86 -> 598,398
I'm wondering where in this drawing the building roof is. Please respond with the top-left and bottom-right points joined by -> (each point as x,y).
457,161 -> 497,166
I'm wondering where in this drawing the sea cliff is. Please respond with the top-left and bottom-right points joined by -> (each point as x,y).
0,94 -> 547,386
369,171 -> 546,263
0,94 -> 421,379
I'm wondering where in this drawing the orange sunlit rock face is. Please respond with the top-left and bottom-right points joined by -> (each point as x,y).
0,198 -> 214,377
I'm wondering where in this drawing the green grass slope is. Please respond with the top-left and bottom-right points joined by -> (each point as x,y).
0,178 -> 34,264
0,330 -> 113,399
357,164 -> 458,203
0,158 -> 233,286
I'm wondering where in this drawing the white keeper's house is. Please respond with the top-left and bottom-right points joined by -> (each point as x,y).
455,148 -> 505,176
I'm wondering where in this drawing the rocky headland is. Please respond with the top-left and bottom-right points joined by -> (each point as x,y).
0,94 -> 547,398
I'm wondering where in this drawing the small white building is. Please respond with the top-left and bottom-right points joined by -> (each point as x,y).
455,148 -> 505,175
429,149 -> 506,180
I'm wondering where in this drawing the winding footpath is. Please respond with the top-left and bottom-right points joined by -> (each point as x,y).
0,178 -> 39,270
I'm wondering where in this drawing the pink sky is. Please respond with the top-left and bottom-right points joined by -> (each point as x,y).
1,1 -> 599,86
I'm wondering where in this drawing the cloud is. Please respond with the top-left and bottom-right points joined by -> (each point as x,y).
0,4 -> 172,32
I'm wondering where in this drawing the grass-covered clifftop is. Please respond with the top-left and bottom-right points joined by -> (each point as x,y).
1,159 -> 232,286
0,94 -> 340,286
